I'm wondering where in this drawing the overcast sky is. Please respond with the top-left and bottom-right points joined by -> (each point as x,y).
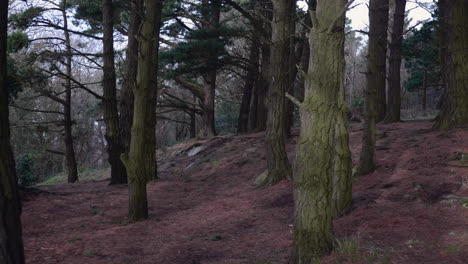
299,0 -> 435,31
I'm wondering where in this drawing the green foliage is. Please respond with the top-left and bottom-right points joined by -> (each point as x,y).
160,24 -> 241,77
7,32 -> 29,53
67,0 -> 129,34
16,153 -> 37,187
9,7 -> 45,30
402,20 -> 440,92
215,100 -> 239,135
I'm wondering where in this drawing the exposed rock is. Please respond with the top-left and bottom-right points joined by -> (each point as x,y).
187,146 -> 206,157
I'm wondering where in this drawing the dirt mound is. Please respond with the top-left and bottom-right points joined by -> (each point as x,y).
22,122 -> 468,263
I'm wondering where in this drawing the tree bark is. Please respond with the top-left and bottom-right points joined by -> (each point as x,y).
253,0 -> 273,132
257,0 -> 293,187
237,39 -> 260,134
373,0 -> 389,122
61,1 -> 78,183
384,0 -> 406,123
0,1 -> 25,262
198,0 -> 221,139
120,0 -> 142,158
291,1 -> 352,262
254,43 -> 270,132
422,69 -> 427,113
433,0 -> 468,129
284,0 -> 297,137
121,0 -> 163,221
103,0 -> 127,185
355,0 -> 389,176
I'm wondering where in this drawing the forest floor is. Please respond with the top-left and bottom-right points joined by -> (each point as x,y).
22,121 -> 468,264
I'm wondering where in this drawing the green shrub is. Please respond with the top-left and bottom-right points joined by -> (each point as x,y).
16,153 -> 37,186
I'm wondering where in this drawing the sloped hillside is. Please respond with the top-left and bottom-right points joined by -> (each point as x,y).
22,121 -> 468,264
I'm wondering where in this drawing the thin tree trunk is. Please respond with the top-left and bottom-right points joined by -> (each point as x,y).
374,0 -> 389,122
433,0 -> 468,129
384,0 -> 406,123
61,1 -> 78,183
355,0 -> 389,176
120,0 -> 142,158
121,0 -> 163,221
253,0 -> 272,132
284,0 -> 297,136
0,1 -> 25,262
249,82 -> 258,130
292,1 -> 352,261
257,0 -> 292,187
255,43 -> 270,131
422,70 -> 427,113
237,39 -> 260,134
103,0 -> 127,185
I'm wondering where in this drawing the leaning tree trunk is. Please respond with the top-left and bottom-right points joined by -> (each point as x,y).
61,1 -> 78,183
373,0 -> 389,122
0,1 -> 25,262
355,0 -> 389,176
237,39 -> 259,134
384,0 -> 406,123
120,0 -> 142,159
257,0 -> 293,187
121,0 -> 163,222
103,0 -> 127,185
433,0 -> 468,129
291,1 -> 352,262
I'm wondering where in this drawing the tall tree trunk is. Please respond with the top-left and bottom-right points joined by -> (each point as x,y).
198,0 -> 221,138
0,1 -> 25,262
291,1 -> 352,261
199,76 -> 217,138
237,39 -> 260,134
257,0 -> 293,187
121,0 -> 163,221
374,0 -> 389,122
284,0 -> 297,136
103,0 -> 127,185
120,0 -> 142,158
384,0 -> 406,123
433,0 -> 468,129
422,70 -> 427,113
355,0 -> 389,176
249,81 -> 258,130
253,0 -> 273,132
61,1 -> 78,183
254,43 -> 270,131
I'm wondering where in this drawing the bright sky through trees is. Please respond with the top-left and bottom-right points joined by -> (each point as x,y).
298,0 -> 434,31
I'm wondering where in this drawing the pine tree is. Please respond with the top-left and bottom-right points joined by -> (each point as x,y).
0,0 -> 26,262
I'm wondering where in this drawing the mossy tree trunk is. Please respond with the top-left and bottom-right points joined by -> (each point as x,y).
103,0 -> 127,185
121,0 -> 163,222
355,0 -> 389,176
433,0 -> 468,129
237,38 -> 260,134
384,0 -> 406,123
258,0 -> 293,187
120,0 -> 142,163
61,0 -> 78,183
291,0 -> 352,262
0,1 -> 25,262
